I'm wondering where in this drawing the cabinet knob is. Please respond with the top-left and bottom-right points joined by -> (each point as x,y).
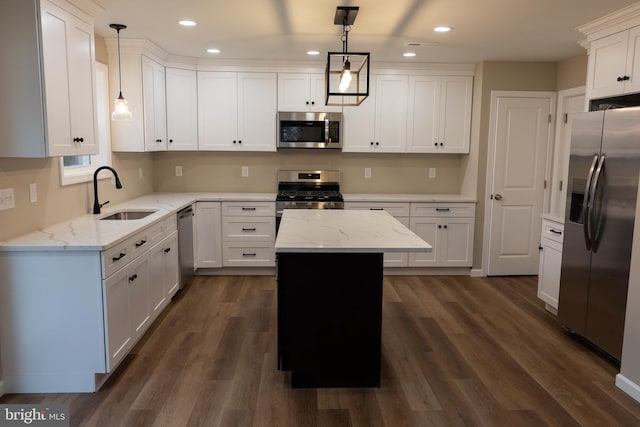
434,142 -> 438,147
169,139 -> 174,143
128,273 -> 138,282
439,142 -> 444,147
375,142 -> 380,146
156,139 -> 162,143
164,247 -> 171,253
73,137 -> 84,143
311,101 -> 315,105
233,140 -> 237,144
438,225 -> 442,229
370,142 -> 374,146
306,101 -> 310,105
444,224 -> 448,229
238,140 -> 242,144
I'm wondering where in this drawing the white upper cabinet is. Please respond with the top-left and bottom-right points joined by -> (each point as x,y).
343,75 -> 408,152
406,76 -> 472,153
278,73 -> 341,112
198,72 -> 277,151
0,0 -> 98,157
581,3 -> 640,100
165,67 -> 198,151
142,56 -> 167,152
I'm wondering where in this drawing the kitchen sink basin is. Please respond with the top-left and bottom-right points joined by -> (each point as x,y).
100,210 -> 156,220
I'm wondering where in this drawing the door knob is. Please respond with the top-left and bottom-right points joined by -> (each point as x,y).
494,194 -> 503,201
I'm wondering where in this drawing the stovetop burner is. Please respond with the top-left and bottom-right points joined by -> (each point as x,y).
276,170 -> 344,209
277,190 -> 343,202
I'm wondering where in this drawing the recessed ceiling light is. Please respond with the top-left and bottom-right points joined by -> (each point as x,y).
207,48 -> 221,54
307,50 -> 320,56
433,26 -> 452,33
403,52 -> 417,57
178,20 -> 197,27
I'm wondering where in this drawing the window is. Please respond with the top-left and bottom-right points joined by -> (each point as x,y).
59,62 -> 112,185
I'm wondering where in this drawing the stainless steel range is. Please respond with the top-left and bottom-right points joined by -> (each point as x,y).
276,170 -> 344,232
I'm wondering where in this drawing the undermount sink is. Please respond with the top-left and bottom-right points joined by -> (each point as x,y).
100,210 -> 157,220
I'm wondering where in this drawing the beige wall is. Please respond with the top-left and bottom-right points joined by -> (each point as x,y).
0,153 -> 154,242
153,151 -> 463,194
557,54 -> 588,91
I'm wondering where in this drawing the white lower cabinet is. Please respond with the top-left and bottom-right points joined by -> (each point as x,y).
537,218 -> 564,313
222,202 -> 275,267
0,215 -> 179,393
195,202 -> 222,268
409,203 -> 475,267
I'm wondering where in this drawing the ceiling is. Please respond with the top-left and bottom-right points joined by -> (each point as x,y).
93,0 -> 638,64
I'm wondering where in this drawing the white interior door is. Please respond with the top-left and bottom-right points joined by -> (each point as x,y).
486,92 -> 555,276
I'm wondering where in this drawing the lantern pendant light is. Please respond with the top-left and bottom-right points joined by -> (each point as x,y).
110,23 -> 133,121
325,6 -> 370,106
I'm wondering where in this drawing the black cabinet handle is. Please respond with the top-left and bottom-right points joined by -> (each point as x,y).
435,208 -> 450,212
306,101 -> 309,105
128,273 -> 138,282
375,142 -> 380,146
238,140 -> 242,144
233,140 -> 237,144
549,229 -> 562,235
155,139 -> 162,143
618,75 -> 631,82
369,208 -> 384,211
434,142 -> 438,146
242,252 -> 257,257
135,239 -> 147,248
438,225 -> 442,229
242,227 -> 257,232
73,137 -> 84,143
439,142 -> 444,146
169,139 -> 174,143
242,207 -> 256,211
370,141 -> 374,146
112,252 -> 126,262
164,247 -> 171,253
444,224 -> 448,229
311,101 -> 315,105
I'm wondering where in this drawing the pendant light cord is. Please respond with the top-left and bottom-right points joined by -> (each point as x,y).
117,27 -> 123,97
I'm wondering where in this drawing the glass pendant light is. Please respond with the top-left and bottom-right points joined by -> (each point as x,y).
110,23 -> 133,121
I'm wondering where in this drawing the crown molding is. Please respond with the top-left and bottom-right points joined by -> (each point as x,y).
578,2 -> 640,42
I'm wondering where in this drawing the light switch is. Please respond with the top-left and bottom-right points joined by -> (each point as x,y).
364,167 -> 372,178
242,166 -> 249,177
429,168 -> 436,178
175,166 -> 183,177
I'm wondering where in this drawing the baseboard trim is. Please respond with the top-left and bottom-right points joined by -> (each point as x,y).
616,373 -> 640,403
470,268 -> 484,277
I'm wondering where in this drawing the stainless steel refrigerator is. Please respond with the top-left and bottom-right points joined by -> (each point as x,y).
559,106 -> 640,362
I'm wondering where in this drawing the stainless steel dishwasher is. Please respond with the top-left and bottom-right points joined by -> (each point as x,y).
177,205 -> 194,290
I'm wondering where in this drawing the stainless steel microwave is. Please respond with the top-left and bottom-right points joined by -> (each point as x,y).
277,112 -> 342,149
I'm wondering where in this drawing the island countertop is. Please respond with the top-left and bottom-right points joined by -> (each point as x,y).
275,209 -> 432,253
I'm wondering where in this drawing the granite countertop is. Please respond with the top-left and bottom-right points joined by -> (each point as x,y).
275,209 -> 432,253
0,192 -> 276,252
1,192 -> 467,252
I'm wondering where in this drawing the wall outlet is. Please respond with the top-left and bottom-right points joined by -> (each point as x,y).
242,166 -> 249,177
364,167 -> 372,178
139,167 -> 144,179
29,183 -> 37,203
0,188 -> 15,210
175,166 -> 183,177
429,168 -> 436,178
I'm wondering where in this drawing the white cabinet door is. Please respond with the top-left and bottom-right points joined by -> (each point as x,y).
538,238 -> 562,311
195,202 -> 222,268
587,31 -> 630,99
142,56 -> 167,151
406,76 -> 439,152
342,87 -> 376,151
310,74 -> 342,112
104,254 -> 151,371
406,76 -> 472,153
237,73 -> 277,151
197,72 -> 238,150
148,231 -> 179,319
166,68 -> 198,150
439,218 -> 474,266
439,76 -> 472,153
40,0 -> 97,156
278,73 -> 311,111
374,75 -> 408,152
624,26 -> 640,94
409,218 -> 440,266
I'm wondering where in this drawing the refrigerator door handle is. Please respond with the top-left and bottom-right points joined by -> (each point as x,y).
583,154 -> 599,250
589,154 -> 606,252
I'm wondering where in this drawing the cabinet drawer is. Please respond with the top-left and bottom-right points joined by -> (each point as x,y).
410,203 -> 475,217
223,242 -> 275,267
344,202 -> 410,217
130,222 -> 162,259
542,220 -> 564,244
222,217 -> 275,241
222,201 -> 275,216
103,241 -> 131,279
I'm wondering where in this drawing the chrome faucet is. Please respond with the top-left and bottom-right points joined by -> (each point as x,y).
93,166 -> 123,214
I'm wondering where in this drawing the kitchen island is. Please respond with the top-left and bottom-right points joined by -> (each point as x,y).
275,209 -> 431,388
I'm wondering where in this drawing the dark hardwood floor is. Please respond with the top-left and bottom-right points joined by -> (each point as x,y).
3,274 -> 640,426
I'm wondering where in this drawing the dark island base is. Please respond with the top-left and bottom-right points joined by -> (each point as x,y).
277,252 -> 384,388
